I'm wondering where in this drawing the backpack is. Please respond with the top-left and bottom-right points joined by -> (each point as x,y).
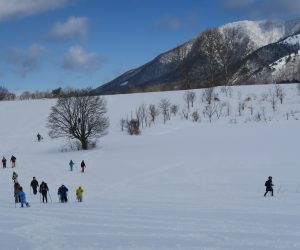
265,181 -> 268,187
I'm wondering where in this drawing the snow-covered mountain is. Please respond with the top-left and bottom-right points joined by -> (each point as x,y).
232,32 -> 300,84
95,18 -> 300,95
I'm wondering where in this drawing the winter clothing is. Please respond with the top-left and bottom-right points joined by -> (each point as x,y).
12,172 -> 18,183
81,160 -> 86,173
30,177 -> 39,195
264,176 -> 274,196
39,182 -> 49,203
14,182 -> 21,203
58,185 -> 68,203
2,157 -> 6,168
37,133 -> 42,141
69,160 -> 74,171
10,155 -> 16,168
76,186 -> 84,202
18,187 -> 30,207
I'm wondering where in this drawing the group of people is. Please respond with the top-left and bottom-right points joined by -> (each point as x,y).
2,155 -> 16,168
30,177 -> 49,203
69,160 -> 86,173
28,175 -> 84,204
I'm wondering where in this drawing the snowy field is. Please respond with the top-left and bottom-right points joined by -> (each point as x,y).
0,84 -> 300,250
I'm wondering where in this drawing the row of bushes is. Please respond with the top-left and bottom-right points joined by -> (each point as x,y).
0,86 -> 96,101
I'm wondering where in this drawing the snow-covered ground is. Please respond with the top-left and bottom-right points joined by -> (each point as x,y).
0,84 -> 300,250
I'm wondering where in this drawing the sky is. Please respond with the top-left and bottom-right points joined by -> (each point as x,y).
0,0 -> 299,93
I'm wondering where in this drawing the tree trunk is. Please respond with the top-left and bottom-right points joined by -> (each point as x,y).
81,139 -> 88,150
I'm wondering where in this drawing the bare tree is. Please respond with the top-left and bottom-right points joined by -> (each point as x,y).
196,29 -> 221,86
120,118 -> 126,132
216,27 -> 253,84
216,102 -> 225,119
126,119 -> 140,135
181,108 -> 189,120
0,86 -> 9,101
203,102 -> 218,123
47,95 -> 109,150
170,104 -> 179,116
202,87 -> 215,105
183,90 -> 196,109
191,110 -> 200,122
149,104 -> 159,123
159,98 -> 171,124
136,103 -> 147,128
275,84 -> 285,104
269,91 -> 278,112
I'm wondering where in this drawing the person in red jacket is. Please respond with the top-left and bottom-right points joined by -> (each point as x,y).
81,160 -> 86,173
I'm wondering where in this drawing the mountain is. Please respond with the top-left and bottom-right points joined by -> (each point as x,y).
230,32 -> 300,84
95,18 -> 300,95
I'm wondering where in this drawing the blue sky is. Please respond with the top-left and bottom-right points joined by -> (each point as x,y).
0,0 -> 299,92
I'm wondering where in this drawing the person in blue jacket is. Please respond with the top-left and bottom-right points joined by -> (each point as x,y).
18,187 -> 30,207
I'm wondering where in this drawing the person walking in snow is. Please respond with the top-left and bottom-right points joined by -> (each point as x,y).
76,186 -> 84,202
10,155 -> 16,168
2,156 -> 6,168
18,187 -> 30,207
80,160 -> 86,173
30,177 -> 39,195
58,184 -> 68,203
12,171 -> 18,183
39,181 -> 49,203
69,160 -> 74,171
264,176 -> 274,197
37,133 -> 43,142
14,181 -> 21,203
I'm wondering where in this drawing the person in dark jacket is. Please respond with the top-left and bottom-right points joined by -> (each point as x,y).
58,185 -> 68,203
10,155 -> 16,168
264,176 -> 274,197
2,156 -> 6,168
39,182 -> 49,203
37,133 -> 42,141
14,181 -> 21,203
18,187 -> 30,207
81,160 -> 86,173
69,160 -> 74,171
30,177 -> 39,195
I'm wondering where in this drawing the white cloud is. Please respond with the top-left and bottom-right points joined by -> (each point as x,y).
47,16 -> 88,42
0,43 -> 47,77
154,16 -> 182,30
220,0 -> 300,18
220,0 -> 255,10
62,45 -> 102,72
0,0 -> 73,21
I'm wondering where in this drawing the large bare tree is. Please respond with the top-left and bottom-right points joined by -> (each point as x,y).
47,95 -> 109,150
196,28 -> 222,87
216,27 -> 253,84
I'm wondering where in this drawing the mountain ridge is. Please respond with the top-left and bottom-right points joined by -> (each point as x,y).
95,18 -> 300,95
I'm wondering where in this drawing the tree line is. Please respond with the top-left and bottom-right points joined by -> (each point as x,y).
0,86 -> 96,101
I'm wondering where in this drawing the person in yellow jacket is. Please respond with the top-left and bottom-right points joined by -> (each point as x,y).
76,186 -> 84,202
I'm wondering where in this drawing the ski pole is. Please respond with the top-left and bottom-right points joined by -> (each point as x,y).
39,193 -> 42,203
48,191 -> 52,203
